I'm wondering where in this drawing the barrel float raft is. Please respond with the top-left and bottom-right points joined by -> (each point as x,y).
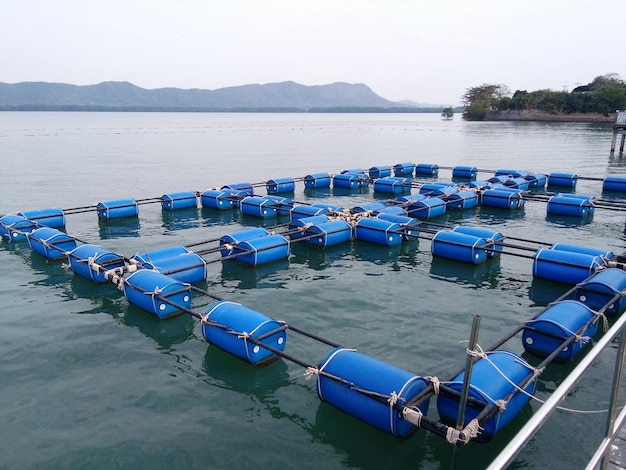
316,347 -> 430,438
481,189 -> 522,209
575,268 -> 626,315
452,166 -> 477,179
17,208 -> 65,229
393,162 -> 414,176
354,218 -> 403,246
201,300 -> 286,366
368,166 -> 392,178
0,214 -> 38,241
234,234 -> 290,266
266,177 -> 295,194
200,189 -> 236,210
68,244 -> 126,284
27,227 -> 77,261
547,172 -> 577,188
436,350 -> 536,441
97,199 -> 138,221
452,226 -> 504,258
123,269 -> 192,319
415,163 -> 438,176
161,192 -> 197,211
431,231 -> 489,264
304,173 -> 332,189
547,195 -> 594,217
131,246 -> 207,283
305,220 -> 352,249
220,228 -> 270,257
533,248 -> 603,284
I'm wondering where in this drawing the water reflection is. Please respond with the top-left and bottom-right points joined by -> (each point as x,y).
429,257 -> 501,288
98,217 -> 140,239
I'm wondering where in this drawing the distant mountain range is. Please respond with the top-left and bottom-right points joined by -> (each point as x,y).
0,81 -> 446,112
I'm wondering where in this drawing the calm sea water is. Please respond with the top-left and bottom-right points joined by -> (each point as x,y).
0,112 -> 624,470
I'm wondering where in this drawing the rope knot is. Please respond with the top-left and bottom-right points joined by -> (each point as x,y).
304,367 -> 319,380
388,391 -> 399,406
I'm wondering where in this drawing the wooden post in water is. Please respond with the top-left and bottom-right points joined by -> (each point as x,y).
611,110 -> 626,154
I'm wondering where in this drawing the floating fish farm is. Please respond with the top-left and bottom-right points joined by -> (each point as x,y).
3,162 -> 626,448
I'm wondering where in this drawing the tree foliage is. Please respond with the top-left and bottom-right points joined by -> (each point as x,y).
462,74 -> 626,120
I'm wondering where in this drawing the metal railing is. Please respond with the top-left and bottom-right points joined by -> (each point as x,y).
486,311 -> 626,470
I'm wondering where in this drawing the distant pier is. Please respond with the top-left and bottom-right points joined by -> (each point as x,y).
611,110 -> 626,154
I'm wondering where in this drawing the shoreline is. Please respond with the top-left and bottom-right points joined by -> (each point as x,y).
484,109 -> 615,124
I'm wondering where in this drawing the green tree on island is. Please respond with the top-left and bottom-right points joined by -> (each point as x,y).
441,106 -> 454,120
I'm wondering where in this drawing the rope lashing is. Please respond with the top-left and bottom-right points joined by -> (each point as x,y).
401,407 -> 423,427
427,376 -> 441,395
445,418 -> 482,445
304,367 -> 319,380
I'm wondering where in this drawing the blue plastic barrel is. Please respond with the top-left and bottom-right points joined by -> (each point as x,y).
266,177 -> 295,194
396,194 -> 426,205
341,168 -> 365,175
444,191 -> 479,210
522,300 -> 598,361
503,177 -> 530,191
575,268 -> 626,315
201,189 -> 236,210
27,227 -> 77,260
373,177 -> 410,194
550,243 -> 613,259
393,162 -> 414,176
406,197 -> 446,219
548,172 -> 577,188
415,163 -> 438,176
68,244 -> 126,284
376,213 -> 420,240
316,347 -> 430,437
0,214 -> 38,241
494,169 -> 528,178
97,199 -> 138,221
304,173 -> 332,188
452,226 -> 504,258
352,202 -> 387,214
290,205 -> 328,221
466,180 -> 489,190
547,195 -> 593,217
431,231 -> 489,264
481,189 -> 522,209
333,173 -> 367,189
123,270 -> 191,319
377,206 -> 407,216
419,183 -> 457,197
452,166 -> 477,179
262,195 -> 293,216
354,218 -> 403,246
161,192 -> 197,211
220,228 -> 269,257
488,175 -> 510,185
131,246 -> 207,283
221,183 -> 254,196
201,300 -> 286,366
311,203 -> 344,213
368,166 -> 392,178
240,196 -> 278,218
603,176 -> 626,192
533,248 -> 603,284
17,208 -> 65,228
524,173 -> 547,188
436,350 -> 536,441
288,215 -> 330,240
235,234 -> 290,266
305,220 -> 352,248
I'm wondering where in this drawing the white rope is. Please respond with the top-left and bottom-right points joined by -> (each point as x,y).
304,367 -> 319,380
427,376 -> 441,395
401,407 -> 423,427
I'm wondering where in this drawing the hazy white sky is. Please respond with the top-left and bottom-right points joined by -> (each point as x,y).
1,0 -> 624,105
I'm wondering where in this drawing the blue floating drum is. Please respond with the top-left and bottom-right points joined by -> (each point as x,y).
354,218 -> 403,246
97,199 -> 138,221
333,173 -> 367,189
406,197 -> 446,219
200,189 -> 236,210
240,196 -> 278,218
452,166 -> 477,179
316,347 -> 430,437
444,191 -> 479,210
17,208 -> 65,228
393,162 -> 414,176
603,176 -> 626,192
524,173 -> 547,188
123,269 -> 191,319
373,177 -> 410,194
266,177 -> 295,194
377,206 -> 406,216
480,189 -> 522,209
68,244 -> 126,283
341,168 -> 365,175
396,194 -> 426,206
494,169 -> 528,178
304,173 -> 332,189
0,214 -> 38,241
415,163 -> 438,176
368,166 -> 392,178
262,195 -> 293,216
533,248 -> 603,284
575,268 -> 626,315
312,203 -> 344,213
352,202 -> 387,214
466,180 -> 489,190
522,300 -> 598,361
290,205 -> 328,221
305,220 -> 352,248
234,234 -> 290,266
503,177 -> 529,191
436,350 -> 536,441
550,243 -> 613,259
220,228 -> 269,257
431,231 -> 489,264
376,214 -> 420,240
452,226 -> 503,258
419,183 -> 457,197
27,227 -> 77,261
548,172 -> 577,188
131,246 -> 207,283
201,300 -> 287,366
160,192 -> 197,211
221,183 -> 254,196
547,195 -> 594,217
288,215 -> 330,240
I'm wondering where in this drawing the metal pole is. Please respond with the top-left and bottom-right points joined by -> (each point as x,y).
457,315 -> 481,430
